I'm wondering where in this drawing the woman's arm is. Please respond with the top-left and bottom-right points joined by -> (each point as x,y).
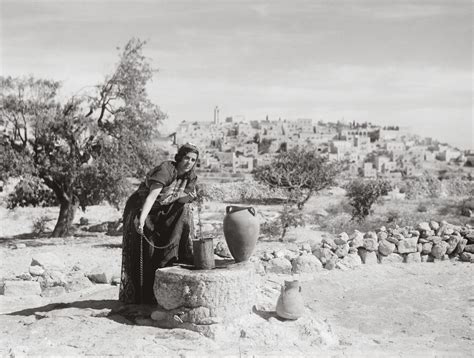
137,183 -> 163,235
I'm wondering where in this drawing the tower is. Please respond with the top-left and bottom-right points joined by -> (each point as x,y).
214,106 -> 220,125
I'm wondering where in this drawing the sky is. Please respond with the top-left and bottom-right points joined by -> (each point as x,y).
1,0 -> 472,150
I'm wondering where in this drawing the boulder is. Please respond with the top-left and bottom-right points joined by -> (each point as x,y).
431,241 -> 449,259
459,252 -> 474,263
378,240 -> 396,256
454,238 -> 468,255
3,281 -> 41,296
405,252 -> 421,264
387,233 -> 404,244
291,254 -> 324,274
312,247 -> 336,265
421,242 -> 433,255
266,257 -> 292,274
377,231 -> 388,241
397,238 -> 418,254
358,248 -> 378,265
363,238 -> 378,252
446,236 -> 461,255
336,253 -> 362,269
417,222 -> 431,232
349,231 -> 364,248
334,232 -> 349,245
334,244 -> 349,258
464,244 -> 474,254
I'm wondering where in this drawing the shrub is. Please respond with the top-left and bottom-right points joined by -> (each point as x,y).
32,215 -> 50,234
345,179 -> 392,221
7,176 -> 57,209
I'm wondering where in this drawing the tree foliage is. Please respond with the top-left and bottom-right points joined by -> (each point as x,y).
0,38 -> 166,236
345,179 -> 392,221
254,147 -> 342,240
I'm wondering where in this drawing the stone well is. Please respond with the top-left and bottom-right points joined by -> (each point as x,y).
151,260 -> 257,337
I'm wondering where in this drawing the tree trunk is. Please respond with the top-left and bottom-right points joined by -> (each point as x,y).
51,198 -> 78,237
297,190 -> 313,210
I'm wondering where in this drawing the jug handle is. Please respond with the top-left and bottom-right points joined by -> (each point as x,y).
226,206 -> 233,214
248,207 -> 256,216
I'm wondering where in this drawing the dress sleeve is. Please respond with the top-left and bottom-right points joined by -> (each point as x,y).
145,162 -> 175,188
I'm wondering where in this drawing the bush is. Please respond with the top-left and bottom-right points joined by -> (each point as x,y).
345,179 -> 392,221
32,215 -> 50,234
7,176 -> 58,209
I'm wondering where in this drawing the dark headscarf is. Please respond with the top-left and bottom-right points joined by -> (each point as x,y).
174,143 -> 199,179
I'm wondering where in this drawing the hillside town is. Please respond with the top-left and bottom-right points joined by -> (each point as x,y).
169,106 -> 473,178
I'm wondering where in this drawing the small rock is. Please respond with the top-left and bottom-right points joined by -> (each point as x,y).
29,265 -> 45,277
429,221 -> 440,231
261,252 -> 274,261
364,231 -> 378,240
387,233 -> 404,244
65,273 -> 94,292
421,254 -> 430,262
397,238 -> 418,254
17,272 -> 32,281
322,237 -> 338,251
41,270 -> 67,288
87,222 -> 109,232
79,217 -> 89,226
405,252 -> 421,263
427,236 -> 442,245
214,241 -> 232,258
14,243 -> 27,249
274,249 -> 299,261
325,258 -> 337,270
266,257 -> 292,274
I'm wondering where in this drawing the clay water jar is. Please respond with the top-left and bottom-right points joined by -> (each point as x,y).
276,280 -> 304,320
223,205 -> 259,262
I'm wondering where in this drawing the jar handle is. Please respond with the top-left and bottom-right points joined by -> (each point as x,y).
248,207 -> 256,216
226,206 -> 234,214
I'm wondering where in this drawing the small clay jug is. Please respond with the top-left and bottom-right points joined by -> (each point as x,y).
276,280 -> 304,320
223,206 -> 259,262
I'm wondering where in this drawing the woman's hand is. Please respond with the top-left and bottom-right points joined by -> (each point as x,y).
135,219 -> 145,236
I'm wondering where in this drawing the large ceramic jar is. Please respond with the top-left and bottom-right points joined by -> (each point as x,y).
223,205 -> 259,262
276,280 -> 304,320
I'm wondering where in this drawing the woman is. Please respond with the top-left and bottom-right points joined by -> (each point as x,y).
119,143 -> 199,304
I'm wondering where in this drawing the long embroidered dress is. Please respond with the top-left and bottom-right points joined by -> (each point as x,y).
119,161 -> 196,304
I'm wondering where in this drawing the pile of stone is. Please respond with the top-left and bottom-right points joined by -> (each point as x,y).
259,221 -> 474,274
1,252 -> 120,297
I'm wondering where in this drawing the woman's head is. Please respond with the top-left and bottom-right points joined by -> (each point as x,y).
175,143 -> 199,174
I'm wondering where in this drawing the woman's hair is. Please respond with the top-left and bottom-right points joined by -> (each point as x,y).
174,143 -> 199,164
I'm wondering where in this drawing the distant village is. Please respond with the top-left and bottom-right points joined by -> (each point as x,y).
169,106 -> 473,178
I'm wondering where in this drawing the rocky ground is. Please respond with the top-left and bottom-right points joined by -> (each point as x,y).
0,204 -> 473,357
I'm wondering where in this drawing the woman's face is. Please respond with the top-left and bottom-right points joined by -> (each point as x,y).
177,152 -> 198,173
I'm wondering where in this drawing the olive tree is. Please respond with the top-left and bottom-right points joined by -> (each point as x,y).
345,179 -> 392,221
0,38 -> 166,236
254,147 -> 342,238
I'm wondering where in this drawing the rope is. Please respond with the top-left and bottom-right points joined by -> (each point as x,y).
140,231 -> 176,250
139,232 -> 143,303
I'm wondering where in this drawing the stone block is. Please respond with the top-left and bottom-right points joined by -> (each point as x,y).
312,247 -> 336,265
334,244 -> 349,258
336,253 -> 362,269
152,261 -> 257,336
291,254 -> 323,274
464,244 -> 474,254
454,238 -> 467,255
3,280 -> 41,296
446,236 -> 461,255
397,238 -> 418,254
334,232 -> 349,245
